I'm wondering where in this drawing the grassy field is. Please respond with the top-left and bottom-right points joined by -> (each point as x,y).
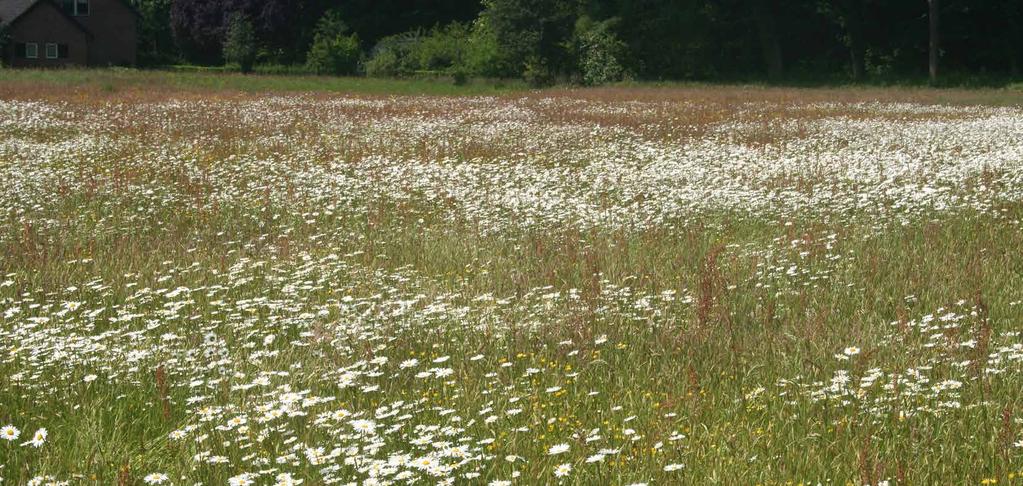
1,67 -> 1022,101
1,70 -> 1023,485
0,68 -> 526,97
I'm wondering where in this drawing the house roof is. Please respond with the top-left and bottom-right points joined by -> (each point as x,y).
0,0 -> 39,26
0,0 -> 93,40
0,0 -> 140,28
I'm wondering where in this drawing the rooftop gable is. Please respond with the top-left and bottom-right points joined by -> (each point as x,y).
0,0 -> 39,26
1,0 -> 140,28
0,0 -> 94,37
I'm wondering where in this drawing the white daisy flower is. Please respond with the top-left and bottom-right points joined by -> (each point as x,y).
0,425 -> 20,441
143,473 -> 170,484
548,443 -> 570,455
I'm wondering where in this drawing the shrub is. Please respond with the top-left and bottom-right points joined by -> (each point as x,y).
222,13 -> 257,73
478,0 -> 577,80
464,17 -> 508,77
305,11 -> 361,76
306,34 -> 361,75
253,63 -> 314,75
415,23 -> 470,72
523,55 -> 554,87
451,65 -> 469,85
365,30 -> 422,77
365,25 -> 471,78
574,17 -> 630,86
363,46 -> 402,77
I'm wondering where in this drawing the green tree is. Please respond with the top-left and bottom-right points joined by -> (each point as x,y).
223,12 -> 257,73
573,16 -> 629,85
479,0 -> 580,82
131,0 -> 178,65
1005,0 -> 1023,75
592,0 -> 717,80
818,0 -> 868,80
928,0 -> 939,83
364,23 -> 473,81
464,16 -> 505,77
751,0 -> 784,80
365,30 -> 427,77
415,23 -> 471,72
305,11 -> 362,75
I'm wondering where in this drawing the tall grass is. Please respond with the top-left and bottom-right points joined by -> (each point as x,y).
0,78 -> 1022,485
0,68 -> 526,97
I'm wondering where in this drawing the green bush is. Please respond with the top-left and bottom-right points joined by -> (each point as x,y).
574,17 -> 630,86
365,24 -> 472,79
451,65 -> 469,85
478,0 -> 577,80
365,30 -> 424,77
253,64 -> 314,76
305,11 -> 362,76
363,47 -> 402,77
306,34 -> 361,75
523,55 -> 554,87
415,23 -> 470,72
222,13 -> 257,73
464,17 -> 509,77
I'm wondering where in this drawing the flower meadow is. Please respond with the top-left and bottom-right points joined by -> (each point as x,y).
1,84 -> 1023,485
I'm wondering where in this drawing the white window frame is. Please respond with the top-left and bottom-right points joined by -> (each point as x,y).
25,43 -> 38,59
45,43 -> 59,59
73,0 -> 89,16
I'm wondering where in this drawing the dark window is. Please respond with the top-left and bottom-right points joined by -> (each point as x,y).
58,44 -> 70,59
62,0 -> 88,15
25,43 -> 38,59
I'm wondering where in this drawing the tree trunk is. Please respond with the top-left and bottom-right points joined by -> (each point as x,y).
753,0 -> 784,80
844,0 -> 867,80
928,0 -> 939,83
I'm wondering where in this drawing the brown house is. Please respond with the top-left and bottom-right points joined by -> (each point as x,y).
1,0 -> 138,67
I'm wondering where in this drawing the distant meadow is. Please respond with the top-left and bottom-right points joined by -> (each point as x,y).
1,79 -> 1023,484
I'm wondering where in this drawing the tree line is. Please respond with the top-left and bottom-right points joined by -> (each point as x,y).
131,0 -> 1022,84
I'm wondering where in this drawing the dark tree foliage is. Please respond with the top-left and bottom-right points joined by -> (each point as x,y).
132,0 -> 178,65
155,0 -> 1020,81
590,0 -> 716,79
171,0 -> 302,63
479,0 -> 579,81
302,0 -> 482,44
305,11 -> 361,75
223,12 -> 257,72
